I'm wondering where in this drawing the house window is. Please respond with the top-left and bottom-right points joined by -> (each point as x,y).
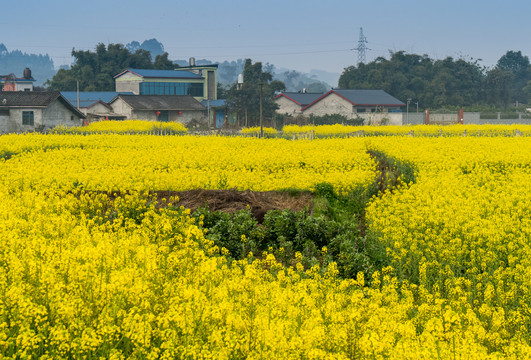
139,82 -> 204,97
71,115 -> 74,120
22,111 -> 34,125
0,109 -> 9,116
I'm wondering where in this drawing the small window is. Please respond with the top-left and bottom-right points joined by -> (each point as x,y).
357,108 -> 366,113
22,111 -> 34,125
0,109 -> 9,116
71,115 -> 74,120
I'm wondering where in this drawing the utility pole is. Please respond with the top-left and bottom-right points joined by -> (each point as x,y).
406,98 -> 411,125
76,80 -> 80,110
259,82 -> 263,138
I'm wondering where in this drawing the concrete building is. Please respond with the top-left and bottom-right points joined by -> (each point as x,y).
300,89 -> 405,125
1,68 -> 35,92
274,92 -> 324,115
61,92 -> 133,121
114,65 -> 218,101
0,91 -> 85,133
109,95 -> 206,124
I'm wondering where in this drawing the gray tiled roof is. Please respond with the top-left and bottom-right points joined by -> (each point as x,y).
0,91 -> 86,118
114,95 -> 206,111
276,92 -> 324,106
0,91 -> 61,107
331,89 -> 405,106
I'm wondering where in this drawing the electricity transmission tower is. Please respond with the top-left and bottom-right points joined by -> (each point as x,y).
356,27 -> 368,65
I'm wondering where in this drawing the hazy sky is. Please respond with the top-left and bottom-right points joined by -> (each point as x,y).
3,0 -> 531,75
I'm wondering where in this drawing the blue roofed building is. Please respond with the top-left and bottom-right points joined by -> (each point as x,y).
114,63 -> 218,101
61,92 -> 134,121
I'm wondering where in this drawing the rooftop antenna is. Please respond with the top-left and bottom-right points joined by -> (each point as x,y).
356,27 -> 368,65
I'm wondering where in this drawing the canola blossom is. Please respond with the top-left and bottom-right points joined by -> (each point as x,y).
240,126 -> 278,136
52,120 -> 188,135
1,131 -> 531,358
0,135 -> 375,193
283,123 -> 531,137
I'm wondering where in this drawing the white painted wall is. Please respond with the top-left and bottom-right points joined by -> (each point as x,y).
275,97 -> 303,115
87,102 -> 113,115
110,98 -> 133,118
15,82 -> 33,92
302,93 -> 355,118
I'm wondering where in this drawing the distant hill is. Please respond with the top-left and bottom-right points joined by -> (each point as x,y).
126,39 -> 165,59
0,44 -> 55,85
174,58 -> 335,92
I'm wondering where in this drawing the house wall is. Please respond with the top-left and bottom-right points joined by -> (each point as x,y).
302,93 -> 355,118
2,83 -> 15,91
357,112 -> 403,126
302,93 -> 403,124
115,72 -> 142,94
15,82 -> 33,92
275,97 -> 302,115
0,108 -> 44,133
110,99 -> 133,118
41,99 -> 82,130
87,102 -> 112,115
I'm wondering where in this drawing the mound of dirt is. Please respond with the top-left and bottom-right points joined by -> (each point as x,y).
157,189 -> 313,223
75,189 -> 313,223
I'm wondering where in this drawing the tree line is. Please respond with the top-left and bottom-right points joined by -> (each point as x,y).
47,43 -> 175,91
339,50 -> 531,110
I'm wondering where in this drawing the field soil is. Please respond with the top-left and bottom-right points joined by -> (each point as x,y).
160,189 -> 313,222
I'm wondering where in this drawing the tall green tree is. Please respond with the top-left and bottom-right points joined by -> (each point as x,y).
485,68 -> 515,108
227,59 -> 285,127
47,44 -> 176,91
338,51 -> 485,109
496,50 -> 530,104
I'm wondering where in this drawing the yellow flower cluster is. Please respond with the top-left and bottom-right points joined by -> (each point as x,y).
283,123 -> 531,137
0,189 -> 517,359
240,126 -> 278,135
1,132 -> 531,358
366,136 -> 531,355
0,135 -> 374,193
52,120 -> 187,135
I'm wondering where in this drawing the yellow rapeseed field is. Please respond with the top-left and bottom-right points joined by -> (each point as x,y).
1,129 -> 531,358
283,123 -> 531,137
52,120 -> 187,135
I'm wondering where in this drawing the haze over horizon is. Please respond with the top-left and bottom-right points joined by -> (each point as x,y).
2,0 -> 531,76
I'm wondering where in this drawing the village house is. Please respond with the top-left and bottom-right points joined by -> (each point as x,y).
275,89 -> 405,125
70,61 -> 227,127
274,92 -> 324,115
109,94 -> 206,124
61,92 -> 133,121
0,68 -> 35,92
0,91 -> 85,133
114,62 -> 218,101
